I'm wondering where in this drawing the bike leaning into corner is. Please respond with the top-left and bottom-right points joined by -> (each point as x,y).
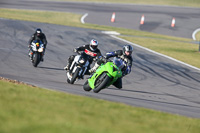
83,57 -> 125,93
66,51 -> 90,84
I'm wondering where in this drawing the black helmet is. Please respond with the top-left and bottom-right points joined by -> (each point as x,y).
123,45 -> 133,56
36,28 -> 42,33
36,28 -> 42,36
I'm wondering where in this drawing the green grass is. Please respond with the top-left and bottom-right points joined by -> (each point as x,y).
196,32 -> 200,41
120,36 -> 200,67
0,9 -> 81,26
0,4 -> 200,133
48,0 -> 200,8
1,79 -> 200,133
0,8 -> 199,68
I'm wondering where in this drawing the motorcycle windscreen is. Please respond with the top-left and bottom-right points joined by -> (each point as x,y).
112,57 -> 124,70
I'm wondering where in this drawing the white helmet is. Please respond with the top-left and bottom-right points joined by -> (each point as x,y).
90,39 -> 98,51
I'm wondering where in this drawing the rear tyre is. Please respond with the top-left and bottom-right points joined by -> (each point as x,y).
83,80 -> 92,91
93,73 -> 111,93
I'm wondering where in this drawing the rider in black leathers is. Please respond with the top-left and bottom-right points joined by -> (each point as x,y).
28,28 -> 47,61
89,45 -> 133,89
64,39 -> 102,77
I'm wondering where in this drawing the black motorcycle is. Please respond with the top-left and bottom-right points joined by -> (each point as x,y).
29,41 -> 44,67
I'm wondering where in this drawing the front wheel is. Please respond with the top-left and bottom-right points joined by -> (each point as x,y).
83,80 -> 92,91
93,74 -> 111,93
69,67 -> 80,84
32,52 -> 40,67
66,72 -> 71,84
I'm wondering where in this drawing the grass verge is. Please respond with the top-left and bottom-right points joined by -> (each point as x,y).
1,79 -> 200,133
48,0 -> 200,8
0,7 -> 200,133
195,32 -> 200,41
0,8 -> 199,68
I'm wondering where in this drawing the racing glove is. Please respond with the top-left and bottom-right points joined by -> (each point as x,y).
73,48 -> 78,53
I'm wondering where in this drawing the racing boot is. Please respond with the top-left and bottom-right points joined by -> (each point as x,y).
79,74 -> 84,79
41,49 -> 46,62
41,54 -> 44,62
64,61 -> 72,71
64,64 -> 70,71
112,78 -> 122,89
64,55 -> 74,71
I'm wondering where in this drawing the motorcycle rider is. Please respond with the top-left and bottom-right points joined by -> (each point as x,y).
89,45 -> 133,89
64,39 -> 102,78
28,28 -> 47,61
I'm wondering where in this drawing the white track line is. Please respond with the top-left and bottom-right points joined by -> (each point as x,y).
192,28 -> 200,40
81,13 -> 88,24
110,34 -> 200,72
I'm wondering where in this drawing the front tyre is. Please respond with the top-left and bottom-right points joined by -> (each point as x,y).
93,74 -> 111,93
83,80 -> 92,91
32,52 -> 40,67
66,72 -> 71,84
70,67 -> 80,84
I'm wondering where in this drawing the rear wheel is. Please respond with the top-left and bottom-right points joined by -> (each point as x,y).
93,73 -> 111,93
83,80 -> 92,91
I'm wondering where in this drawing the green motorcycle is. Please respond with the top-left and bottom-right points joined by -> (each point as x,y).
83,57 -> 125,93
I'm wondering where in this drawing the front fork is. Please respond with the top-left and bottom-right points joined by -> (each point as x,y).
69,63 -> 87,79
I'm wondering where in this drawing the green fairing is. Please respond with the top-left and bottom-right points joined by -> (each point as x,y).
88,62 -> 122,89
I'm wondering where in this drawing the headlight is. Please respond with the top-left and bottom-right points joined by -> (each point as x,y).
38,48 -> 43,52
79,59 -> 85,64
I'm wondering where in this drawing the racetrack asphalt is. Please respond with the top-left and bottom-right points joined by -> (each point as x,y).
1,0 -> 200,39
0,0 -> 200,118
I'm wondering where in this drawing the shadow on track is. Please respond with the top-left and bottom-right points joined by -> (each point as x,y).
38,66 -> 64,71
100,90 -> 200,108
108,87 -> 165,96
